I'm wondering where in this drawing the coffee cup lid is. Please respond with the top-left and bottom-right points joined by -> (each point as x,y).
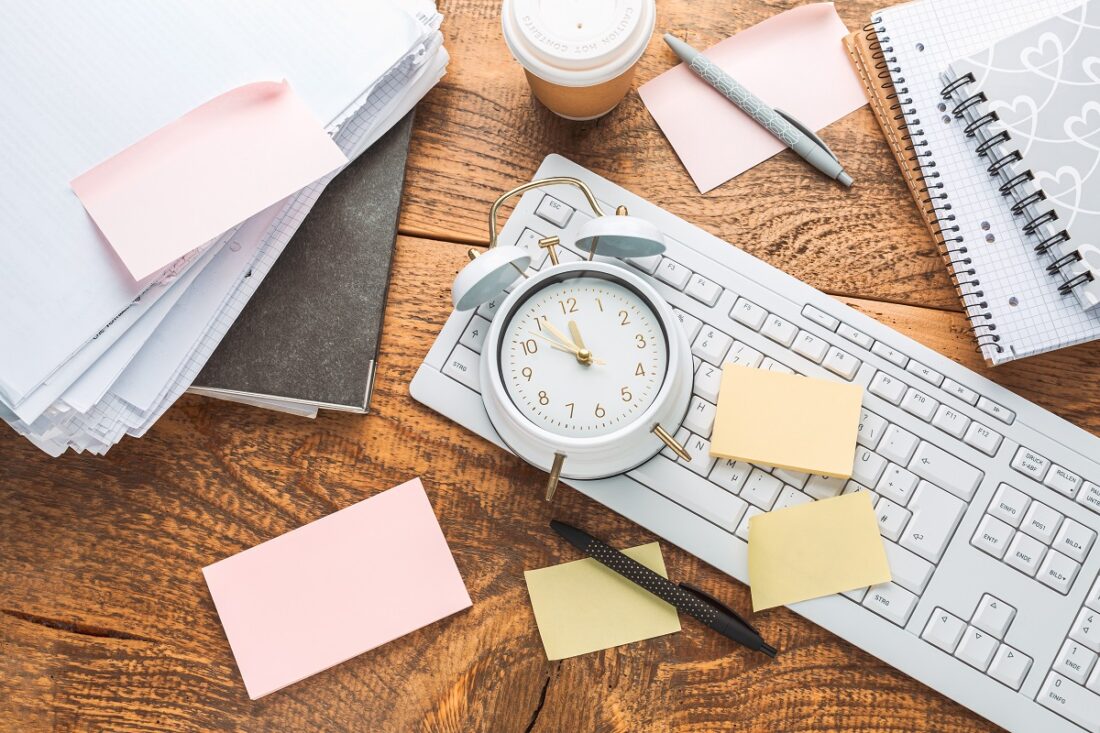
501,0 -> 655,87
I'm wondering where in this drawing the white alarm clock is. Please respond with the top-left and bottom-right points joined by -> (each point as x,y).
452,177 -> 693,500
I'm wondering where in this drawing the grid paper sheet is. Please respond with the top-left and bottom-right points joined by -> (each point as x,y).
877,0 -> 1100,364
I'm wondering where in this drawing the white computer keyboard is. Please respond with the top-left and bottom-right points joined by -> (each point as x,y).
410,155 -> 1100,733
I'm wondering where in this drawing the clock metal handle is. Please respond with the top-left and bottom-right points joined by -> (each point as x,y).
488,177 -> 606,249
546,452 -> 567,502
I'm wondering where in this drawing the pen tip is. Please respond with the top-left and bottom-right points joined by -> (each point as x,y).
760,642 -> 778,658
838,171 -> 854,188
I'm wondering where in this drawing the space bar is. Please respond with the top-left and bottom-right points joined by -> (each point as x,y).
628,457 -> 745,534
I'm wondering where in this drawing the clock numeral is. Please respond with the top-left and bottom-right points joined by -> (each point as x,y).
619,310 -> 631,326
594,403 -> 606,418
635,362 -> 646,377
565,402 -> 575,418
620,386 -> 633,402
595,297 -> 604,312
521,366 -> 533,381
538,390 -> 550,405
635,334 -> 646,349
521,338 -> 538,356
534,317 -> 543,331
559,297 -> 578,315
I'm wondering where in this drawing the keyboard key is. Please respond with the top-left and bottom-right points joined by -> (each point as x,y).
629,457 -> 747,533
1088,576 -> 1100,612
852,446 -> 887,487
963,421 -> 1003,457
442,344 -> 482,391
626,253 -> 662,275
655,257 -> 692,289
459,315 -> 491,353
680,433 -> 717,477
876,464 -> 919,505
972,594 -> 1016,638
792,330 -> 829,363
1004,531 -> 1046,577
901,481 -> 965,563
515,228 -> 550,268
838,322 -> 874,349
977,396 -> 1015,425
772,468 -> 809,489
1022,501 -> 1063,544
1037,673 -> 1100,731
1090,665 -> 1100,695
735,506 -> 763,541
1070,607 -> 1100,653
725,340 -> 763,368
901,387 -> 939,421
1038,550 -> 1080,594
731,297 -> 767,330
871,341 -> 908,367
922,608 -> 966,652
989,483 -> 1030,527
905,360 -> 944,387
956,626 -> 998,671
943,378 -> 980,405
801,304 -> 839,331
683,396 -> 717,437
1011,446 -> 1050,482
1055,640 -> 1097,684
1078,481 -> 1100,514
931,405 -> 970,439
879,424 -> 919,465
875,497 -> 911,541
758,314 -> 797,347
869,371 -> 906,405
709,458 -> 753,495
760,357 -> 795,374
823,346 -> 861,380
774,486 -> 813,510
1045,464 -> 1083,499
843,480 -> 876,502
686,273 -> 722,306
988,644 -> 1031,691
862,582 -> 917,625
857,409 -> 888,449
842,586 -> 869,603
535,194 -> 574,227
883,541 -> 933,593
805,474 -> 846,500
674,308 -> 703,341
695,362 -> 722,403
972,515 -> 1013,559
692,327 -> 733,365
741,469 -> 782,510
1054,518 -> 1096,562
476,296 -> 502,320
909,441 -> 984,501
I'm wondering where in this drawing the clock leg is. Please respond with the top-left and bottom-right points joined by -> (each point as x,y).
652,424 -> 692,461
546,452 -> 566,502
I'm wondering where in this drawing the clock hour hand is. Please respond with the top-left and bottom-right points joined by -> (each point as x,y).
528,330 -> 606,365
539,316 -> 596,366
567,320 -> 587,351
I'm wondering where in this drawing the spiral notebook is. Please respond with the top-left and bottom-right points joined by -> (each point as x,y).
849,0 -> 1100,364
942,0 -> 1100,310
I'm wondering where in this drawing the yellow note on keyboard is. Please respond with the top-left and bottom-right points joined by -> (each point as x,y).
710,365 -> 863,478
748,492 -> 891,611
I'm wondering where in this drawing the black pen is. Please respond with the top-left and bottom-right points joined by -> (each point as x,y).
549,520 -> 777,658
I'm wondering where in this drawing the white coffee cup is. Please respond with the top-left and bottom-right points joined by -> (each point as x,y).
501,0 -> 656,121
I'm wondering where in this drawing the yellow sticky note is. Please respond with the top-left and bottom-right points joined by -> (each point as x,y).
747,492 -> 891,611
523,543 -> 681,660
710,365 -> 863,477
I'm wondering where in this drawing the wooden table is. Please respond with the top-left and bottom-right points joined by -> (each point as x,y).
4,2 -> 1100,731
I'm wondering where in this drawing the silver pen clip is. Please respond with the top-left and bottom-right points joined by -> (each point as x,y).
774,108 -> 839,162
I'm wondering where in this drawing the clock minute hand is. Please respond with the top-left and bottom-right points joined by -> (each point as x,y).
527,331 -> 606,365
539,317 -> 580,350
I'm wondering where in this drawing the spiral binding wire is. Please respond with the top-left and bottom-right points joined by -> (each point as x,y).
939,65 -> 1095,304
864,19 -> 1000,354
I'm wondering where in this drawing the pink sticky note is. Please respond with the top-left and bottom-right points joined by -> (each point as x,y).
639,3 -> 867,193
202,478 -> 471,699
71,80 -> 347,280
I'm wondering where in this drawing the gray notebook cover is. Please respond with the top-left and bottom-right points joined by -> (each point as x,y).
191,112 -> 414,412
945,0 -> 1100,309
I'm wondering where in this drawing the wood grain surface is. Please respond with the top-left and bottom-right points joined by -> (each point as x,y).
4,2 -> 1100,732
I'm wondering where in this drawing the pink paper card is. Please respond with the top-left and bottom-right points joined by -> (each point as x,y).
639,3 -> 867,193
202,478 -> 471,699
71,80 -> 347,280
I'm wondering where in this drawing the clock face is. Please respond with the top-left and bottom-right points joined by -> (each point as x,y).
499,273 -> 669,437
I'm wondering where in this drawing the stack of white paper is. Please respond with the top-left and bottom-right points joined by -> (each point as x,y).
0,0 -> 448,456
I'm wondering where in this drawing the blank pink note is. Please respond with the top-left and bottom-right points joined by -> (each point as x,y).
639,3 -> 867,193
202,478 -> 471,699
71,80 -> 347,280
